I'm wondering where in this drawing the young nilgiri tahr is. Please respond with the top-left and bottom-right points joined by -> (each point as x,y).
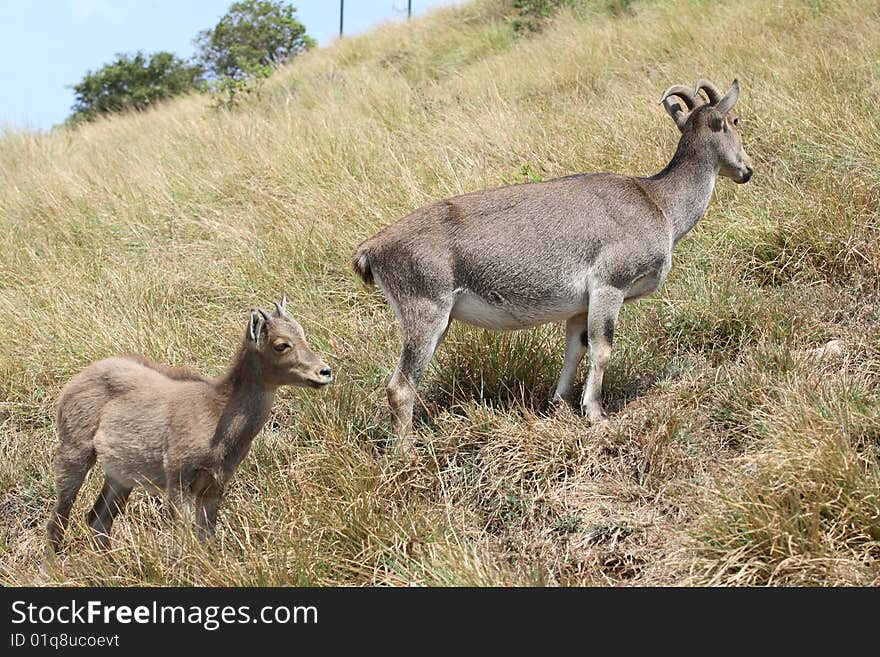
46,296 -> 333,553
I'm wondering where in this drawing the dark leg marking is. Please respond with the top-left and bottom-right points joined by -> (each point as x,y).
582,318 -> 615,348
603,317 -> 615,345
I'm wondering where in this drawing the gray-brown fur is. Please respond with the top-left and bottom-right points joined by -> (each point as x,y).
353,79 -> 753,451
46,296 -> 333,553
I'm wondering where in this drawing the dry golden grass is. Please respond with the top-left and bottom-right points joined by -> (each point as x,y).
1,0 -> 878,586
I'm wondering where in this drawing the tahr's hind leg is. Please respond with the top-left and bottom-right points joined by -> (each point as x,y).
581,286 -> 624,423
385,296 -> 453,454
86,476 -> 132,550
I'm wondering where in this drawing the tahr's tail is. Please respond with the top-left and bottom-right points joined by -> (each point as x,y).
352,243 -> 374,287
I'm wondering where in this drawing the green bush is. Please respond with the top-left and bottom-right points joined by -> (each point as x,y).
509,0 -> 573,32
69,52 -> 204,123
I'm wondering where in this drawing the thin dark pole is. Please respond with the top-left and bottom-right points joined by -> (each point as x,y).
339,0 -> 344,36
407,0 -> 412,19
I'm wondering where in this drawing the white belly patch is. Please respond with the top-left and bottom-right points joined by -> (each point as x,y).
451,289 -> 583,330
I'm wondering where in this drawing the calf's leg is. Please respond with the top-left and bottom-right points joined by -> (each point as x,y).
46,446 -> 96,554
165,473 -> 200,535
192,473 -> 222,543
195,493 -> 221,543
86,475 -> 132,550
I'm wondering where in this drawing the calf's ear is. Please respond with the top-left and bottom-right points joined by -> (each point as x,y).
247,310 -> 267,346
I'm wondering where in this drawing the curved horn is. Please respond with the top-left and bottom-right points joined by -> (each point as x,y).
659,84 -> 702,110
659,85 -> 702,132
661,97 -> 687,132
715,79 -> 740,116
694,79 -> 723,105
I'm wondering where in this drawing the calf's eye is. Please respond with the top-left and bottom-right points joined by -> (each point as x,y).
273,343 -> 290,352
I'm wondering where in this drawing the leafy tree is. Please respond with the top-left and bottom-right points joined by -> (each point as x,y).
195,0 -> 315,81
70,52 -> 204,122
509,0 -> 572,33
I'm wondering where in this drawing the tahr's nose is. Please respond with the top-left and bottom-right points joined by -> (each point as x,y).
318,366 -> 333,380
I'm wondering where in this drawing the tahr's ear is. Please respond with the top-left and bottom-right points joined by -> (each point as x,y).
714,79 -> 740,116
248,310 -> 268,345
708,110 -> 725,132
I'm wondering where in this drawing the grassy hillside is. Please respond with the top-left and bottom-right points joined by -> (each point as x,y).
1,0 -> 878,586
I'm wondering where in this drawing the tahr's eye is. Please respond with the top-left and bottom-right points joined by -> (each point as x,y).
732,117 -> 740,126
273,343 -> 290,353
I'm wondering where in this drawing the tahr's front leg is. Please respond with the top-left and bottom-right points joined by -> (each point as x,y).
581,287 -> 624,422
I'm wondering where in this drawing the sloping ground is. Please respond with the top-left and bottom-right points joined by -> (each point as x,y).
0,0 -> 878,585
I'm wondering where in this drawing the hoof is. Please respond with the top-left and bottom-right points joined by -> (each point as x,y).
36,557 -> 56,584
549,393 -> 569,409
386,435 -> 417,460
384,444 -> 420,469
582,406 -> 610,425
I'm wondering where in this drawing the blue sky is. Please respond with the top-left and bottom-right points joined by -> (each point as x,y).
0,0 -> 458,131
